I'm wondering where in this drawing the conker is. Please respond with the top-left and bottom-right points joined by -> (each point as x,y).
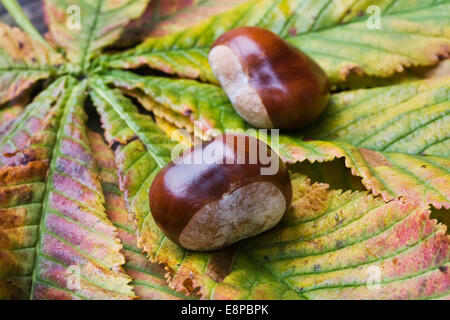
149,133 -> 292,251
209,26 -> 329,129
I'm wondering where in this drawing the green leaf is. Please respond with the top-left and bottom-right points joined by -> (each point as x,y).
89,77 -> 305,300
0,79 -> 134,299
0,21 -> 64,104
168,175 -> 450,299
89,78 -> 190,297
115,0 -> 250,47
43,0 -> 150,72
93,72 -> 449,300
102,0 -> 450,84
89,130 -> 195,300
99,70 -> 249,134
100,70 -> 450,210
89,77 -> 176,231
303,77 -> 450,158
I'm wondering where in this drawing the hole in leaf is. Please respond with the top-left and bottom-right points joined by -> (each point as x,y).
84,96 -> 103,134
287,158 -> 365,193
123,92 -> 156,120
430,207 -> 450,234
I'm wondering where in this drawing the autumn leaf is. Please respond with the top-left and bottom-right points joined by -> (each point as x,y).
43,0 -> 150,71
302,78 -> 450,157
0,79 -> 133,299
0,77 -> 68,164
89,77 -> 175,232
92,67 -> 449,299
0,21 -> 63,105
99,70 -> 450,209
116,0 -> 249,48
89,130 -> 195,300
90,74 -> 449,300
102,0 -> 450,85
168,175 -> 449,299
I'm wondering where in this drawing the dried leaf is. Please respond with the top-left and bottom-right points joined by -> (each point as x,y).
0,21 -> 63,104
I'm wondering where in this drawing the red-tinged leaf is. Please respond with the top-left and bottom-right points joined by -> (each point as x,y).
0,79 -> 134,299
88,130 -> 195,300
90,75 -> 450,300
159,176 -> 450,300
116,0 -> 249,48
0,77 -> 69,166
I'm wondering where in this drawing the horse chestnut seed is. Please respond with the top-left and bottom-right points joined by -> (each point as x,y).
149,133 -> 292,251
209,26 -> 329,129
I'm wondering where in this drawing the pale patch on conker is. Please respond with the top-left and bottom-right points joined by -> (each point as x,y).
209,45 -> 273,128
179,181 -> 286,251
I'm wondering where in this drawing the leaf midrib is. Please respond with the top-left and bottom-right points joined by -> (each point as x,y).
80,0 -> 104,73
90,79 -> 167,169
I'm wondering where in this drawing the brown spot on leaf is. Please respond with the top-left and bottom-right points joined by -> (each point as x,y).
288,27 -> 297,36
340,65 -> 364,80
0,160 -> 48,186
0,207 -> 27,228
206,246 -> 237,282
182,278 -> 195,293
393,257 -> 398,266
0,184 -> 34,207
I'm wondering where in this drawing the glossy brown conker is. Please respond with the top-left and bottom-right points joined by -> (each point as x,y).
209,26 -> 329,130
149,133 -> 292,251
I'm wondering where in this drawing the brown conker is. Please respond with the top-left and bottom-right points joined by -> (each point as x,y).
149,133 -> 292,251
209,26 -> 329,130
